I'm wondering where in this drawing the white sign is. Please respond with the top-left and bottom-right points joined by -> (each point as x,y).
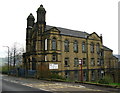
49,63 -> 58,69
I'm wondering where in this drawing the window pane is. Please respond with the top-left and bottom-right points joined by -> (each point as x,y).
96,43 -> 100,53
65,58 -> 69,66
52,55 -> 56,61
91,70 -> 95,80
52,38 -> 56,50
64,40 -> 69,52
97,58 -> 101,66
33,40 -> 36,51
90,43 -> 94,53
32,58 -> 36,70
45,55 -> 47,61
65,72 -> 70,79
74,71 -> 78,80
91,58 -> 95,66
45,39 -> 47,50
74,58 -> 78,67
82,42 -> 86,52
83,71 -> 87,81
74,41 -> 78,52
83,58 -> 86,66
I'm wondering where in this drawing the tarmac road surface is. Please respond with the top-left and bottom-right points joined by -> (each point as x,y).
1,74 -> 120,93
2,79 -> 52,93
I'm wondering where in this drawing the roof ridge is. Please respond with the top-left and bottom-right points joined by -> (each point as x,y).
46,25 -> 89,34
46,25 -> 89,38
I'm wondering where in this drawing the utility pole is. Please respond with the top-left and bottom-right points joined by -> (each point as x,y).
13,44 -> 17,68
13,47 -> 16,68
3,46 -> 10,75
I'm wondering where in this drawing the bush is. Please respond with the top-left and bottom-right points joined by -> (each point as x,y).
98,75 -> 113,84
1,65 -> 8,74
49,73 -> 65,80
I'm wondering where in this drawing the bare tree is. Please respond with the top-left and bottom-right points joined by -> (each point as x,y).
9,42 -> 25,69
9,52 -> 12,69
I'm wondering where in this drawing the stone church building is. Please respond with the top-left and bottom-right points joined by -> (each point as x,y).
23,5 -> 118,82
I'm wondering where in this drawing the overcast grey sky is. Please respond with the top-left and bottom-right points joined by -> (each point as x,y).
0,0 -> 119,57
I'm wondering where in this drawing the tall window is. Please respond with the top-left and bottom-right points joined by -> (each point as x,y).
74,58 -> 79,67
98,70 -> 104,79
82,42 -> 86,52
65,72 -> 70,79
33,40 -> 36,51
32,58 -> 36,70
83,71 -> 87,81
73,40 -> 78,52
64,40 -> 69,52
52,54 -> 57,61
97,70 -> 101,79
100,50 -> 103,57
28,58 -> 30,70
74,71 -> 78,81
101,70 -> 104,78
96,43 -> 100,53
91,70 -> 95,81
45,55 -> 47,61
97,58 -> 101,66
52,37 -> 56,50
64,57 -> 69,66
100,59 -> 104,66
90,43 -> 94,53
91,58 -> 95,66
83,58 -> 87,66
45,39 -> 48,50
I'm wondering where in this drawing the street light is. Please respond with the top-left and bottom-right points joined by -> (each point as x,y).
3,46 -> 10,75
79,59 -> 83,83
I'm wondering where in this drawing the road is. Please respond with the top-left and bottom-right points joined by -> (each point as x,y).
1,75 -> 51,93
2,79 -> 52,93
1,74 -> 120,93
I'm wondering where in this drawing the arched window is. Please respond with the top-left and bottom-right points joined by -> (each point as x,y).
64,40 -> 69,52
74,40 -> 78,52
90,42 -> 94,53
52,37 -> 56,50
82,42 -> 86,52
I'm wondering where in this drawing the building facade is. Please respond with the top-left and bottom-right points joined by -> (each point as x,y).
23,5 -> 118,82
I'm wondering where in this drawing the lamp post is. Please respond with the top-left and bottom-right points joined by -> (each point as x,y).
3,46 -> 10,75
79,59 -> 83,83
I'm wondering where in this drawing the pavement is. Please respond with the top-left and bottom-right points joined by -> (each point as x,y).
1,74 -> 120,93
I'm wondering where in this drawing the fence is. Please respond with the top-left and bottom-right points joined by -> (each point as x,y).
9,68 -> 36,78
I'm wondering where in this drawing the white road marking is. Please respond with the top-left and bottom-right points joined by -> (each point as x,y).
38,88 -> 50,91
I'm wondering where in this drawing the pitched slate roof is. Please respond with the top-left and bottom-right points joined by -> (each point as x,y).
112,55 -> 118,59
46,25 -> 89,38
103,45 -> 113,51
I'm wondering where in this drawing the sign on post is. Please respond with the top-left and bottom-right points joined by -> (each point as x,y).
79,59 -> 82,65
